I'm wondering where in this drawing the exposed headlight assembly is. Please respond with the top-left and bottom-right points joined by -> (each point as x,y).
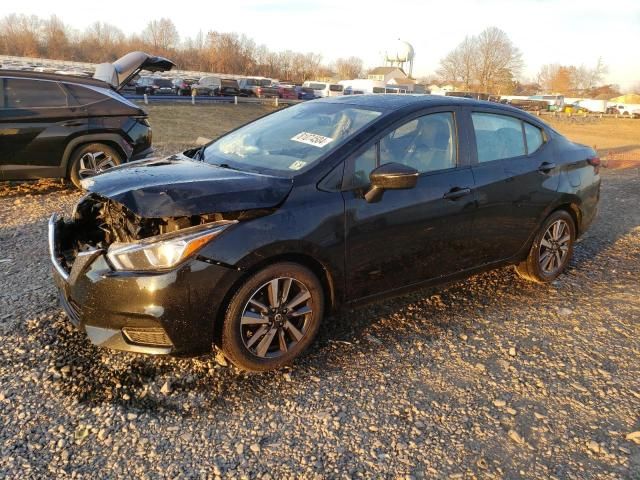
107,221 -> 236,272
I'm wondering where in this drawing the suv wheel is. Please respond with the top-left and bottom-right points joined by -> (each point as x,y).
69,143 -> 122,188
515,210 -> 576,283
221,262 -> 324,372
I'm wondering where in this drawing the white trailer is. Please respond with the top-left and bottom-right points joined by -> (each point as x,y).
575,99 -> 608,113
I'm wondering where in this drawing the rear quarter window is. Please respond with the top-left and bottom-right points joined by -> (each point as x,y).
524,122 -> 544,154
64,84 -> 106,106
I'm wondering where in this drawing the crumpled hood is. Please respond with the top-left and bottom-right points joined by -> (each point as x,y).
82,155 -> 294,218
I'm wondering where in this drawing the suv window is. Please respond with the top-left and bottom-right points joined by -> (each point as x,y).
64,84 -> 105,105
472,112 -> 525,162
524,122 -> 544,154
380,112 -> 456,173
4,78 -> 69,108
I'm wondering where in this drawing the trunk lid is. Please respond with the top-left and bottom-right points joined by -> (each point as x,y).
93,51 -> 176,91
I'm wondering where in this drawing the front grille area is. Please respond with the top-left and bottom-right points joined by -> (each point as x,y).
121,327 -> 172,347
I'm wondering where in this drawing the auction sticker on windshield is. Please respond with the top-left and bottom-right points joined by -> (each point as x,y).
291,132 -> 333,148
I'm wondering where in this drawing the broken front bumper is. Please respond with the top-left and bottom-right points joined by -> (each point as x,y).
48,214 -> 241,356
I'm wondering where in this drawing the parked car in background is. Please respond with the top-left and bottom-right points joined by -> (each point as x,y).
294,86 -> 317,100
237,77 -> 279,98
216,79 -> 242,97
302,81 -> 344,98
277,84 -> 298,99
49,95 -> 600,371
607,104 -> 640,117
192,76 -> 242,97
507,98 -> 548,112
119,77 -> 139,94
172,77 -> 197,95
0,51 -> 174,187
191,76 -> 220,96
136,76 -> 174,95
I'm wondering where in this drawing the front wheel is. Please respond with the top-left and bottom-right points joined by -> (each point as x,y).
515,210 -> 576,283
221,262 -> 324,372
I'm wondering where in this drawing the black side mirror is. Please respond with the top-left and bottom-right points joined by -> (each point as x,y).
365,162 -> 419,203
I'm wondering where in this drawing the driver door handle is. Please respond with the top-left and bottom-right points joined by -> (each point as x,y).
443,187 -> 472,200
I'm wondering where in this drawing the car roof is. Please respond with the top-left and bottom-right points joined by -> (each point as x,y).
320,94 -> 526,115
0,69 -> 110,89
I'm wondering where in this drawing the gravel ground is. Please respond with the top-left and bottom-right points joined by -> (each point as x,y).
0,167 -> 639,479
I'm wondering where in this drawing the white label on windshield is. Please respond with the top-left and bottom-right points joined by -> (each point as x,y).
291,132 -> 333,148
288,160 -> 307,170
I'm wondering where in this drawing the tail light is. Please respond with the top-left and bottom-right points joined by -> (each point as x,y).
587,156 -> 601,174
256,87 -> 262,95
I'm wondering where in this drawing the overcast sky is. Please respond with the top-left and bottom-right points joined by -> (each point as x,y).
2,0 -> 639,89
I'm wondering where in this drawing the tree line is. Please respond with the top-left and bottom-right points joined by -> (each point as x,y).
0,14 -> 364,82
436,26 -> 617,96
0,15 -> 623,95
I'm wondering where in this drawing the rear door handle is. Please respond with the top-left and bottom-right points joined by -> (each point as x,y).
443,187 -> 472,200
538,162 -> 556,173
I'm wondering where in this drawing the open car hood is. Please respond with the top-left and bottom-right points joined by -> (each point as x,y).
93,51 -> 175,91
81,155 -> 294,218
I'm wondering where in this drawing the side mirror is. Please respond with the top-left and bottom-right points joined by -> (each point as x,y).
365,162 -> 419,203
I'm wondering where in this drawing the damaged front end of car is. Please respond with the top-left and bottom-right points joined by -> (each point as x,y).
51,193 -> 275,274
48,194 -> 276,355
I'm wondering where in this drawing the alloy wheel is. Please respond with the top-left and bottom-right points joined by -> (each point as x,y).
240,277 -> 313,358
538,219 -> 571,274
77,151 -> 117,179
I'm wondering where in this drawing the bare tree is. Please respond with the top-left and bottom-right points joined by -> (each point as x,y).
0,14 -> 41,57
474,27 -> 523,92
437,36 -> 475,90
41,16 -> 70,59
333,56 -> 364,80
437,28 -> 522,92
143,18 -> 179,51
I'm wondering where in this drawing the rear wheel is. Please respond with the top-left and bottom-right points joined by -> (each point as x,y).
515,210 -> 575,283
221,262 -> 324,372
69,143 -> 122,188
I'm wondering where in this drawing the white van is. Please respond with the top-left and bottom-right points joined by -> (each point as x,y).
302,81 -> 343,98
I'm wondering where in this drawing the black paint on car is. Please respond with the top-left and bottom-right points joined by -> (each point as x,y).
49,95 -> 601,371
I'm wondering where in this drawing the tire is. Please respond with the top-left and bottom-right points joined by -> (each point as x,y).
69,143 -> 123,188
221,262 -> 324,372
515,210 -> 576,283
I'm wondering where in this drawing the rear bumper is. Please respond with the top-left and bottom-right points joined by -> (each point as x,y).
130,146 -> 155,161
48,214 -> 242,356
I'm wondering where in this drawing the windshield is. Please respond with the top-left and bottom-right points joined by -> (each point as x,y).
202,102 -> 383,176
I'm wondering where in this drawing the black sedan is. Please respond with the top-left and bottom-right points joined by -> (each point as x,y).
49,95 -> 601,371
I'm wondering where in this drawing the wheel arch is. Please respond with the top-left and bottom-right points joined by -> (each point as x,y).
211,252 -> 338,346
552,202 -> 582,236
62,134 -> 132,176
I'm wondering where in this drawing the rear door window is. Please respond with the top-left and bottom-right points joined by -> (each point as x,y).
471,112 -> 525,162
5,78 -> 69,108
